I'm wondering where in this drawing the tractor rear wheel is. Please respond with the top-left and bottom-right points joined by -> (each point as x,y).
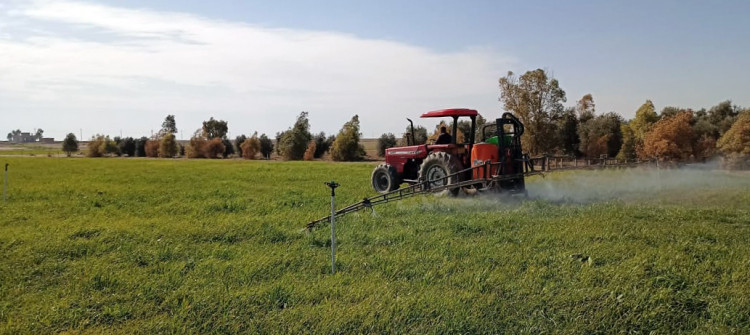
371,163 -> 400,194
419,152 -> 463,195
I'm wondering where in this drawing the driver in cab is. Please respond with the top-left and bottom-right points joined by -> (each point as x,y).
435,126 -> 452,144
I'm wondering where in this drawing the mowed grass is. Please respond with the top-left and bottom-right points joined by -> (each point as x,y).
1,157 -> 749,334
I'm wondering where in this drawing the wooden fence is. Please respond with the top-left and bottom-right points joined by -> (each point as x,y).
528,155 -> 649,172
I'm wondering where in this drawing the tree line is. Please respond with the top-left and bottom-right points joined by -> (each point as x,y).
493,69 -> 748,168
61,113 -> 369,161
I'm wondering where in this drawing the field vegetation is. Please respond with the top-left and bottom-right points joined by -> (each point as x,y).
1,157 -> 749,333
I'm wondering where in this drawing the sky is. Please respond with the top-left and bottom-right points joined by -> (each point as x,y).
1,0 -> 749,140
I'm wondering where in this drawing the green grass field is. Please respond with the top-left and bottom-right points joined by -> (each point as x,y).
1,157 -> 749,333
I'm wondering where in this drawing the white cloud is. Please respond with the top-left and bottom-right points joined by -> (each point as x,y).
0,0 -> 517,139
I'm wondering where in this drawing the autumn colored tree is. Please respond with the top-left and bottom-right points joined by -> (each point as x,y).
631,100 -> 660,158
203,138 -> 226,159
303,141 -> 316,161
240,133 -> 261,159
717,110 -> 750,156
642,112 -> 694,161
144,140 -> 160,157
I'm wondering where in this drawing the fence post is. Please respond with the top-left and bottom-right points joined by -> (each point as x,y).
3,163 -> 8,203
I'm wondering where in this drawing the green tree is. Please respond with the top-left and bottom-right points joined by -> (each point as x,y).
457,114 -> 487,143
259,133 -> 274,159
403,125 -> 428,145
222,139 -> 234,158
377,133 -> 398,157
62,133 -> 79,157
159,133 -> 178,158
578,112 -> 623,158
34,129 -> 44,141
498,69 -> 567,154
708,100 -> 741,136
556,107 -> 580,156
161,115 -> 177,135
617,123 -> 637,160
330,115 -> 366,161
118,137 -> 136,157
202,117 -> 229,139
278,112 -> 312,160
313,132 -> 334,158
631,100 -> 659,141
135,137 -> 149,157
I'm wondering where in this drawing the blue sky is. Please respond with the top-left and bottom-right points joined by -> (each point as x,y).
2,0 -> 749,139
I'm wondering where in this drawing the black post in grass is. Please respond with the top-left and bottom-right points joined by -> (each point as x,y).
325,181 -> 339,274
3,163 -> 8,203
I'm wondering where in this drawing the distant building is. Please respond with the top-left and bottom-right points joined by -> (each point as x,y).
40,137 -> 55,144
9,132 -> 38,143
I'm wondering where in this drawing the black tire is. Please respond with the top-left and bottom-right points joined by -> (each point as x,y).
371,163 -> 400,194
418,152 -> 463,195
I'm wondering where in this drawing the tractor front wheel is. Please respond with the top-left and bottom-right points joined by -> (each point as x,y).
371,163 -> 400,194
419,152 -> 463,195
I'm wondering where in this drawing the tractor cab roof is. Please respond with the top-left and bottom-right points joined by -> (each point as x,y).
420,108 -> 478,118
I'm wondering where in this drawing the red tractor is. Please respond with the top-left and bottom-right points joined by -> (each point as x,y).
371,108 -> 528,195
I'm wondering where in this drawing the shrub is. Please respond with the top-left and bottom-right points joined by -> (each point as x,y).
159,133 -> 178,158
204,138 -> 226,159
377,133 -> 397,157
303,141 -> 316,161
330,115 -> 365,161
62,133 -> 79,157
240,134 -> 261,159
278,112 -> 312,160
86,135 -> 107,157
145,140 -> 160,157
259,133 -> 274,159
186,135 -> 207,158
